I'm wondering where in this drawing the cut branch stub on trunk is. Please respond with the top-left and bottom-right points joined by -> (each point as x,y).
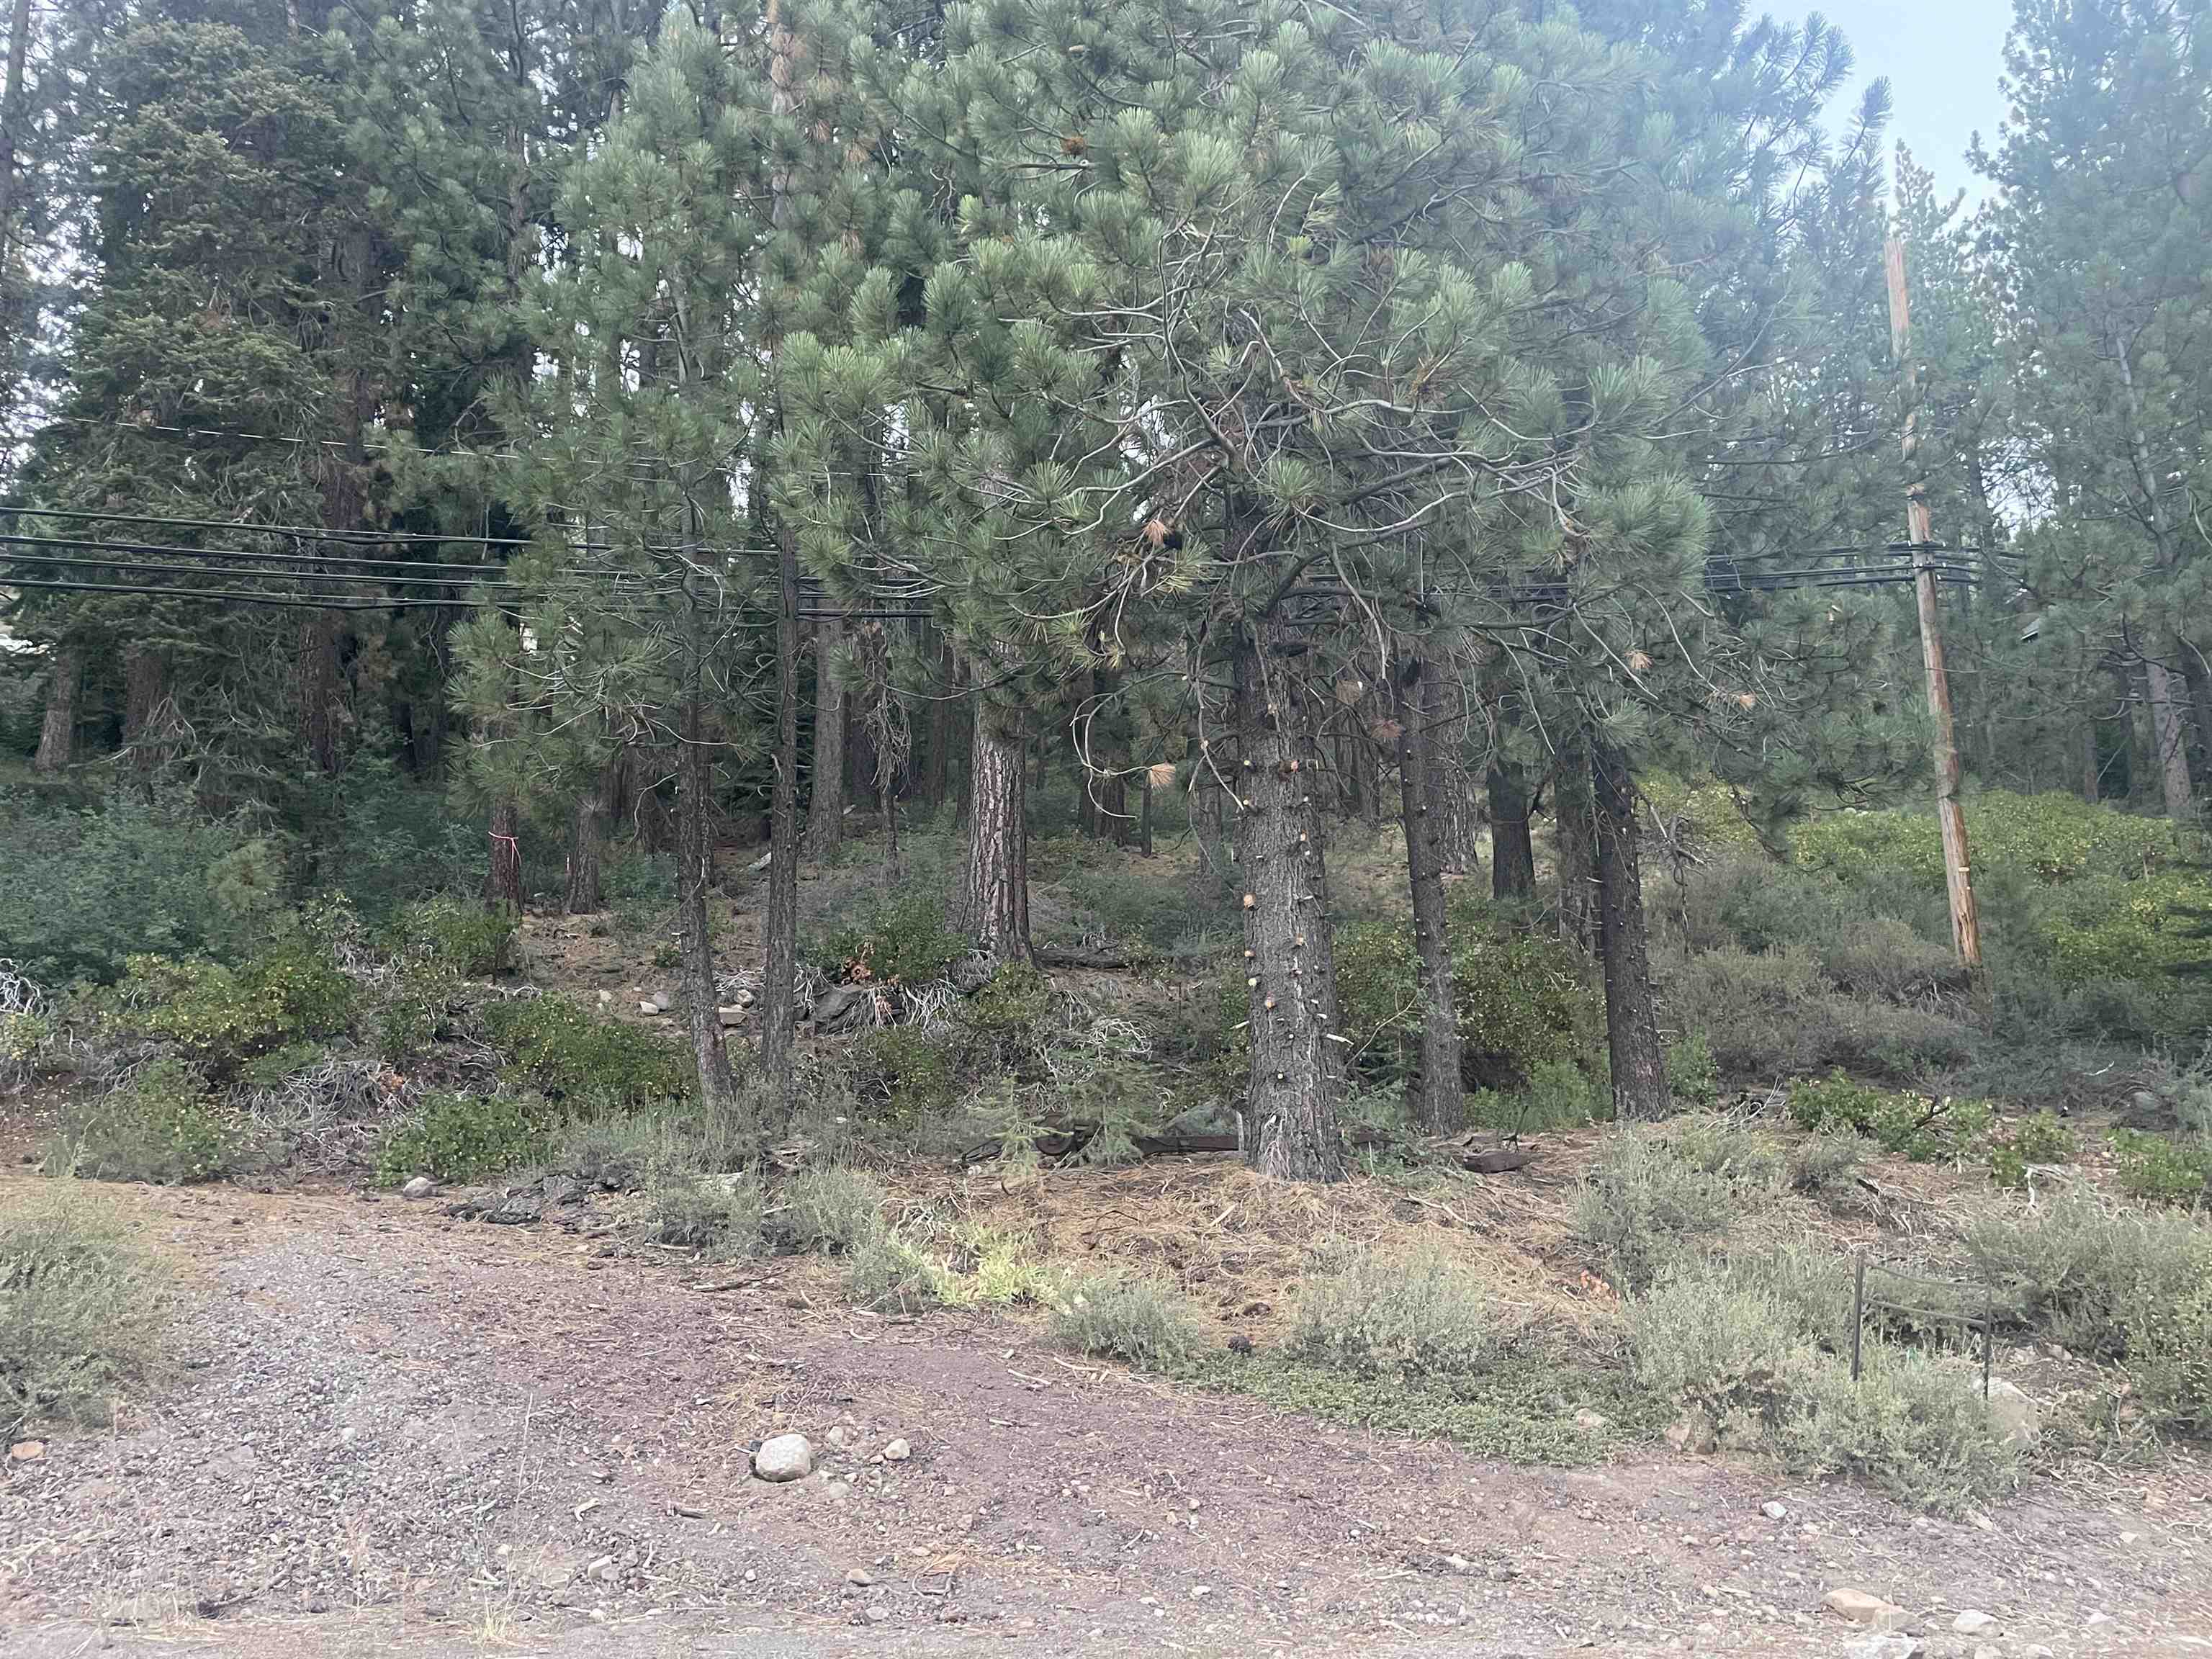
1231,617 -> 1348,1182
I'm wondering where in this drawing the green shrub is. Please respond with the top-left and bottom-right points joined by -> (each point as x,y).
845,1229 -> 950,1313
851,1027 -> 960,1124
1963,1195 -> 2212,1370
960,961 -> 1059,1059
1668,1113 -> 1789,1190
390,896 -> 518,976
1578,1123 -> 1770,1292
2109,1129 -> 2212,1208
0,788 -> 282,984
111,938 -> 356,1075
49,1058 -> 241,1184
1989,1110 -> 2079,1190
814,891 -> 968,986
1788,1128 -> 1867,1195
651,1173 -> 763,1257
482,995 -> 691,1107
763,1166 -> 884,1256
1285,1248 -> 1506,1380
1665,1030 -> 1720,1110
1,1191 -> 171,1433
377,1092 -> 546,1184
1785,1073 -> 1994,1163
2127,1264 -> 2212,1434
1631,1259 -> 2018,1512
1048,1272 -> 1207,1372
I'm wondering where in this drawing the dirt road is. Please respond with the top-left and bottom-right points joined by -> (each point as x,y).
4,1171 -> 2207,1658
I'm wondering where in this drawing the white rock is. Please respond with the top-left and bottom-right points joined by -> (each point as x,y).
1848,1639 -> 1923,1659
716,1005 -> 747,1028
1986,1377 -> 2041,1449
881,1437 -> 911,1462
400,1176 -> 436,1199
1761,1501 -> 1788,1521
2118,1529 -> 2141,1545
638,1000 -> 660,1016
1973,1647 -> 2004,1659
1823,1588 -> 1909,1631
752,1434 -> 813,1483
845,1568 -> 876,1587
863,1606 -> 889,1624
1952,1611 -> 1997,1635
7,1441 -> 45,1462
1964,1508 -> 1995,1532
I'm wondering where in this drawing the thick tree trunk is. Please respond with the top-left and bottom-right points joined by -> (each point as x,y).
2081,714 -> 2101,804
2179,641 -> 2212,794
32,638 -> 79,773
122,648 -> 168,778
1233,619 -> 1348,1182
1439,765 -> 1482,878
1591,736 -> 1668,1120
2145,654 -> 2195,822
922,639 -> 954,807
1488,760 -> 1535,900
297,613 -> 346,774
1393,658 -> 1464,1134
678,685 -> 742,1130
1555,748 -> 1599,950
486,797 -> 525,912
565,788 -> 604,913
804,619 -> 845,859
957,700 -> 1031,962
1138,770 -> 1154,858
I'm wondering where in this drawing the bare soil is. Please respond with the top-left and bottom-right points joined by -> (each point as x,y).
5,1166 -> 2209,1659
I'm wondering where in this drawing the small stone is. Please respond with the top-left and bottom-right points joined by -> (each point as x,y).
2085,1611 -> 2110,1627
1573,1409 -> 1609,1431
845,1568 -> 876,1588
8,1441 -> 45,1462
716,1006 -> 747,1028
2118,1529 -> 2141,1545
638,1000 -> 660,1016
400,1176 -> 436,1199
1823,1588 -> 1909,1631
1848,1639 -> 1923,1659
1761,1501 -> 1788,1521
1986,1378 -> 2041,1449
881,1437 -> 911,1462
752,1434 -> 813,1483
1952,1611 -> 1998,1635
863,1606 -> 889,1624
1974,1647 -> 2003,1659
826,1426 -> 850,1449
586,1555 -> 617,1583
2020,1647 -> 2055,1658
597,989 -> 611,1004
1964,1508 -> 1995,1532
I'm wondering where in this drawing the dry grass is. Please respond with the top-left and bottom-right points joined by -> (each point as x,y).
890,1140 -> 1614,1343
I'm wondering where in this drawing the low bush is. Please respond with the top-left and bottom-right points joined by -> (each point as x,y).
1788,1128 -> 1867,1197
1989,1110 -> 2079,1190
813,891 -> 968,987
1578,1120 -> 1779,1292
1,1190 -> 171,1433
389,896 -> 518,976
1048,1272 -> 1207,1372
1285,1247 -> 1508,1380
377,1092 -> 546,1184
1631,1258 -> 2019,1512
49,1058 -> 241,1184
482,995 -> 691,1107
109,937 -> 356,1076
763,1166 -> 884,1256
845,1229 -> 949,1313
2108,1129 -> 2212,1208
850,1027 -> 960,1125
1786,1073 -> 1995,1163
1664,1030 -> 1720,1110
1963,1194 -> 2211,1360
553,1113 -> 675,1192
651,1173 -> 763,1257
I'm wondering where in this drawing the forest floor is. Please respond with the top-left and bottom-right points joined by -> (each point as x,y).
4,1159 -> 2210,1659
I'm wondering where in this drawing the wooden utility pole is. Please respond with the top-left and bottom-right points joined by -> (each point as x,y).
1885,234 -> 1982,969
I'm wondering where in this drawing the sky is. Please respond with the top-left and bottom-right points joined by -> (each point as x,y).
1782,0 -> 2018,198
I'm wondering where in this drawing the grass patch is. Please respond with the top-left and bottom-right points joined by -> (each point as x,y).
2,1188 -> 171,1433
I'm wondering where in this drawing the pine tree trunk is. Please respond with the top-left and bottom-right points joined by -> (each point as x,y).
1591,736 -> 1668,1120
1233,619 -> 1348,1182
2145,653 -> 2195,821
678,684 -> 742,1130
33,638 -> 79,773
119,647 -> 166,775
760,538 -> 802,1102
565,788 -> 604,914
922,639 -> 954,806
486,797 -> 525,912
297,613 -> 346,774
1488,760 -> 1535,900
804,619 -> 845,859
1555,747 -> 1599,949
1393,660 -> 1464,1134
1440,764 -> 1482,878
957,701 -> 1031,961
0,0 -> 35,372
2081,714 -> 2101,804
1186,765 -> 1226,907
1139,770 -> 1154,857
2180,642 -> 2212,793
